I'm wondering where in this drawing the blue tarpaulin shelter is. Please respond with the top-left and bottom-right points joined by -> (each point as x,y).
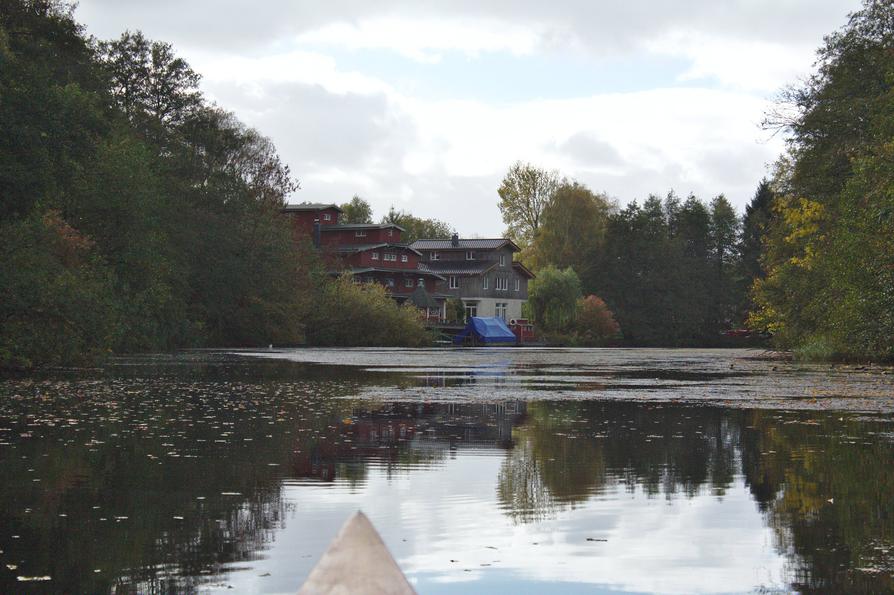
453,317 -> 517,345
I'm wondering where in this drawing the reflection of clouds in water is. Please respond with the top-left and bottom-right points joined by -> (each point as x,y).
224,452 -> 785,594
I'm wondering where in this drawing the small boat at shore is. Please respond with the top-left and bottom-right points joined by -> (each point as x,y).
298,511 -> 415,595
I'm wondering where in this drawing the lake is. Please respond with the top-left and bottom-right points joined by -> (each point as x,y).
1,348 -> 892,593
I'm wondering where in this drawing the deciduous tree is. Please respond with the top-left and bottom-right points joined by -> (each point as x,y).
497,161 -> 560,246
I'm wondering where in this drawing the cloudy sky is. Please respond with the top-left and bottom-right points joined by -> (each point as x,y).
75,1 -> 861,235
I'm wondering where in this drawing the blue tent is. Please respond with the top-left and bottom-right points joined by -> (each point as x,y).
453,317 -> 517,345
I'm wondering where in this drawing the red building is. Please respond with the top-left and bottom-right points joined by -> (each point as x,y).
283,202 -> 446,318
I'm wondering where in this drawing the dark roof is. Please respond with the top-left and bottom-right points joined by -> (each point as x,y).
282,202 -> 343,213
410,238 -> 520,252
334,243 -> 422,256
321,223 -> 406,232
344,267 -> 445,280
424,261 -> 498,276
512,261 -> 536,279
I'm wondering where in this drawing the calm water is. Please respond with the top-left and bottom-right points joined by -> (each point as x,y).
1,348 -> 893,594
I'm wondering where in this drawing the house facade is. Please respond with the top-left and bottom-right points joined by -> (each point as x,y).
282,203 -> 445,317
283,203 -> 534,323
410,236 -> 534,322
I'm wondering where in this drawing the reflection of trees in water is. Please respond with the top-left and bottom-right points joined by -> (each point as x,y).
496,402 -> 894,592
3,361 -> 893,594
0,375 -> 356,594
497,439 -> 558,524
496,403 -> 738,522
740,413 -> 894,594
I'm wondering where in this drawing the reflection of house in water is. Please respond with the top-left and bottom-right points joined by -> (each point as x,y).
410,360 -> 514,389
289,401 -> 527,481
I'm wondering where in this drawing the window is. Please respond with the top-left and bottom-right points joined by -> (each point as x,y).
464,303 -> 478,320
500,254 -> 506,267
482,276 -> 489,290
401,254 -> 408,263
387,229 -> 394,238
384,253 -> 397,262
371,252 -> 380,260
355,230 -> 367,237
466,251 -> 475,260
495,302 -> 508,320
430,251 -> 440,261
418,278 -> 425,287
323,213 -> 332,221
515,278 -> 520,291
449,276 -> 459,289
385,278 -> 395,287
405,278 -> 414,288
496,277 -> 508,291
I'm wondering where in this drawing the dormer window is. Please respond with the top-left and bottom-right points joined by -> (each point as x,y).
449,276 -> 459,289
466,251 -> 475,260
500,254 -> 506,267
482,276 -> 489,290
371,252 -> 380,260
355,230 -> 367,238
323,213 -> 332,221
384,253 -> 397,262
430,252 -> 440,261
387,229 -> 394,237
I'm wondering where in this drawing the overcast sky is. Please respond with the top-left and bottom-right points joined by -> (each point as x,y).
74,1 -> 861,235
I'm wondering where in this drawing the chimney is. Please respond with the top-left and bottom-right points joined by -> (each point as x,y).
451,233 -> 459,247
313,218 -> 321,248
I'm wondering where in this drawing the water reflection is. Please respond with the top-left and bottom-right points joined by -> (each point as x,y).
0,353 -> 891,593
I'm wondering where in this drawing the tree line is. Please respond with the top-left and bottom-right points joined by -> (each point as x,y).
3,0 -> 891,368
500,0 -> 894,359
499,163 -> 749,346
0,0 -> 429,372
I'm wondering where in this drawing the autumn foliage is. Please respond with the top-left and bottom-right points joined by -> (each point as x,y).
575,295 -> 620,344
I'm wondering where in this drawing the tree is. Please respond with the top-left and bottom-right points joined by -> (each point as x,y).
0,212 -> 117,370
340,195 -> 373,224
0,0 -> 108,220
497,161 -> 560,246
98,30 -> 202,129
574,295 -> 620,345
0,3 -> 316,369
529,181 -> 612,277
709,195 -> 740,328
750,0 -> 894,359
304,275 -> 430,347
527,266 -> 582,332
444,298 -> 465,324
381,206 -> 453,244
740,179 -> 775,283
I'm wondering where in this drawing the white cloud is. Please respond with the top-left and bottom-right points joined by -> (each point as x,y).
645,31 -> 817,93
295,17 -> 543,63
72,0 -> 855,233
189,49 -> 393,96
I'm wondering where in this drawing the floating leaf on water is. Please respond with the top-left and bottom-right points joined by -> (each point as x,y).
17,576 -> 51,582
